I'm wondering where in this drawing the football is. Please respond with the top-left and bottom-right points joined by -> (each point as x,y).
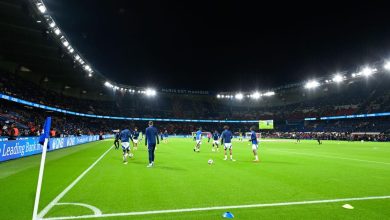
208,159 -> 213,165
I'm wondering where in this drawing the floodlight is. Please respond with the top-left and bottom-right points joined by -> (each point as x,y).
49,21 -> 56,28
251,92 -> 261,99
332,74 -> 343,83
88,73 -> 92,77
351,73 -> 356,78
83,65 -> 91,71
235,93 -> 243,100
62,40 -> 69,47
74,55 -> 80,61
104,81 -> 112,87
36,3 -> 46,13
217,94 -> 221,98
145,88 -> 156,96
53,28 -> 61,35
305,80 -> 320,89
263,91 -> 275,96
361,67 -> 376,77
384,62 -> 390,71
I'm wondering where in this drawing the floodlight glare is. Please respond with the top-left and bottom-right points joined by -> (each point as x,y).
49,21 -> 56,28
145,88 -> 157,96
235,93 -> 243,100
332,74 -> 343,83
384,62 -> 390,71
305,80 -> 320,89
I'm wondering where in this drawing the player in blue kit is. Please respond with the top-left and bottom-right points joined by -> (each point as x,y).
132,127 -> 140,150
221,125 -> 235,161
145,121 -> 159,168
163,130 -> 168,143
120,128 -> 133,164
193,127 -> 202,152
249,126 -> 259,162
211,130 -> 220,152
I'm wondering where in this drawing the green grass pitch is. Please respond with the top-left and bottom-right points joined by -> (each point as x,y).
0,138 -> 389,219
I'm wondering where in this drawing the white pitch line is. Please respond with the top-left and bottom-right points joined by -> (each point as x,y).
56,203 -> 102,216
43,195 -> 390,220
270,149 -> 390,165
38,145 -> 113,219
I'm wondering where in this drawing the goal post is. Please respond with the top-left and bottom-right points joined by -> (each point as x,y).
245,132 -> 261,139
191,132 -> 212,138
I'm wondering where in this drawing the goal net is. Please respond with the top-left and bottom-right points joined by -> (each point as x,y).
191,132 -> 212,138
245,132 -> 261,139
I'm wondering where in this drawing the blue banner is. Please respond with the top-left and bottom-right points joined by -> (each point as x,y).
0,135 -> 108,162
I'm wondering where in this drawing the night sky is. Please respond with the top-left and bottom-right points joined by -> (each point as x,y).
45,1 -> 390,90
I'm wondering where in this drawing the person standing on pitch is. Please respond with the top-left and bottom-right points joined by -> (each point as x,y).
120,127 -> 133,164
132,127 -> 140,150
221,125 -> 235,161
145,121 -> 159,168
212,130 -> 220,152
114,131 -> 120,150
193,127 -> 202,152
249,126 -> 259,162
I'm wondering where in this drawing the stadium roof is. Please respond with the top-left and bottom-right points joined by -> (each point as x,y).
1,0 -> 390,97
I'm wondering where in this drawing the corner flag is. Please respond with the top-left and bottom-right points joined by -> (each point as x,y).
33,117 -> 51,220
39,117 -> 51,145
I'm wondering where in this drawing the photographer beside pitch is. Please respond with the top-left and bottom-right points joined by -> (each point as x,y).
145,121 -> 159,168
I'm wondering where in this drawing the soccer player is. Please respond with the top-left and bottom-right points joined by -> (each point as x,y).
120,127 -> 133,164
193,127 -> 202,152
212,130 -> 220,152
163,129 -> 168,143
145,121 -> 159,168
221,125 -> 235,161
207,132 -> 211,143
238,131 -> 243,142
132,127 -> 140,150
317,133 -> 322,145
249,126 -> 259,162
114,131 -> 120,150
296,132 -> 301,143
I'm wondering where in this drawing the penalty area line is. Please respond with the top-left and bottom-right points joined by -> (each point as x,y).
38,145 -> 114,219
43,195 -> 390,220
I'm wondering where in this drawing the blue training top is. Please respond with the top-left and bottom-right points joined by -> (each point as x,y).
250,131 -> 258,144
120,129 -> 132,142
221,130 -> 233,143
145,126 -> 158,145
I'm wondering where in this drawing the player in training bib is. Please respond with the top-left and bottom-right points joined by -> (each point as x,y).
221,125 -> 235,161
132,127 -> 140,150
193,127 -> 202,152
212,130 -> 220,152
249,126 -> 259,162
120,128 -> 133,164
